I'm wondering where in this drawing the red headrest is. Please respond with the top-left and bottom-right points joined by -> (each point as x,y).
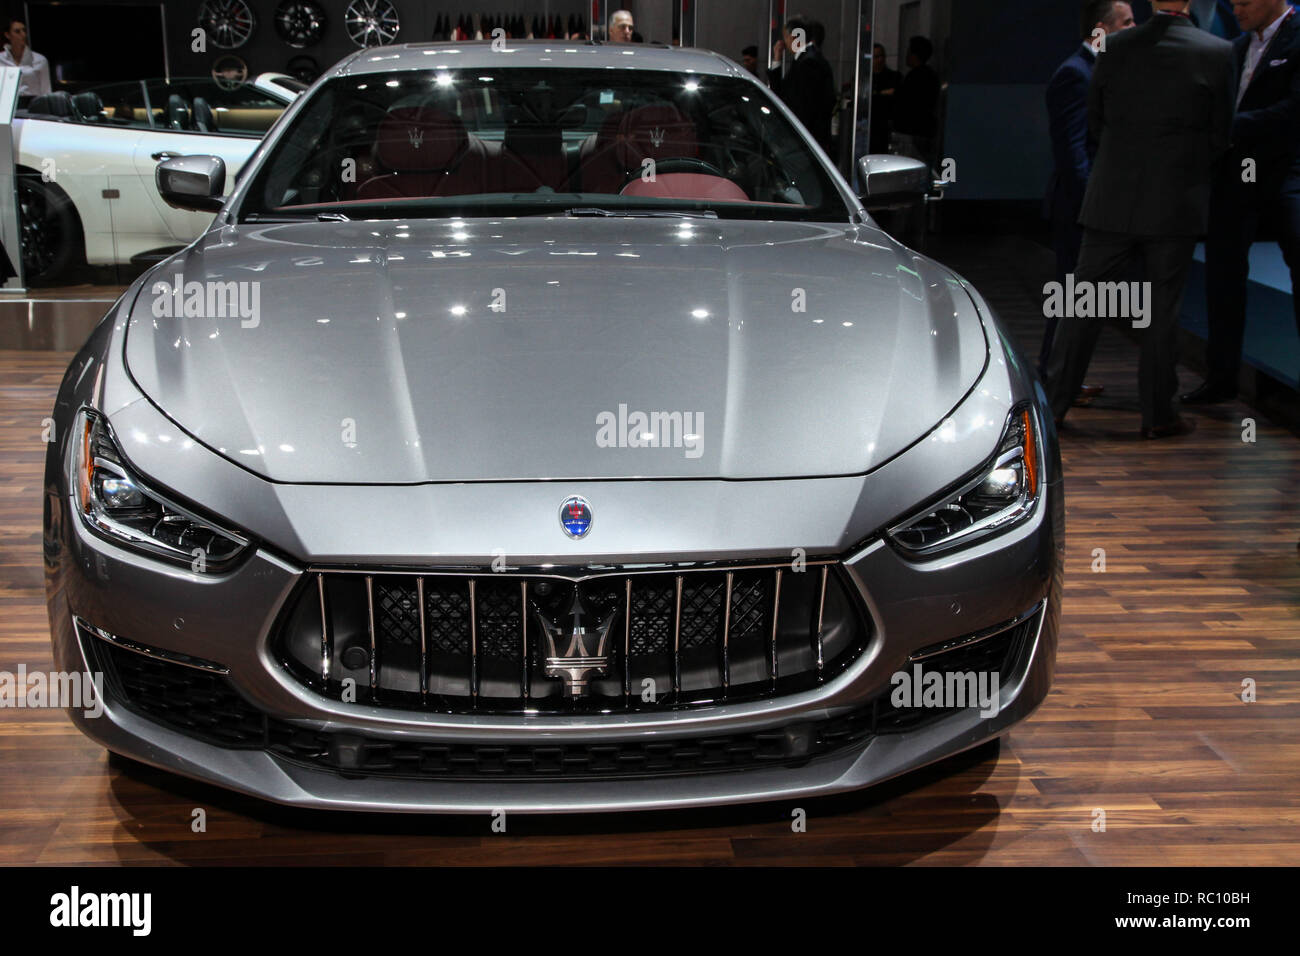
621,172 -> 749,203
374,106 -> 467,172
615,105 -> 699,168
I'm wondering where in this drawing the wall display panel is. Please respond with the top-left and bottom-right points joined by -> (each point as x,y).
24,2 -> 167,84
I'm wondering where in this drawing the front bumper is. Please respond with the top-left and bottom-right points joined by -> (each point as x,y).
47,483 -> 1061,814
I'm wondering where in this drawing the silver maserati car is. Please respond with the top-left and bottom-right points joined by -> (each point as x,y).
44,41 -> 1063,813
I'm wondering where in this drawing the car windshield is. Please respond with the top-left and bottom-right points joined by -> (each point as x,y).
237,67 -> 851,222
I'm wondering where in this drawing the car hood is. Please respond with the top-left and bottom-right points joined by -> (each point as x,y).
124,217 -> 988,483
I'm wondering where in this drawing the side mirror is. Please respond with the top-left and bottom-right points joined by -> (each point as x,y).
156,155 -> 226,213
857,154 -> 931,209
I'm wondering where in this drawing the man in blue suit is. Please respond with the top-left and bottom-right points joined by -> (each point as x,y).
1039,1 -> 1136,385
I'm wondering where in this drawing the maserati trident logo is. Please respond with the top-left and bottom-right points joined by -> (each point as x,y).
559,495 -> 592,538
532,589 -> 616,696
408,126 -> 425,149
649,126 -> 666,148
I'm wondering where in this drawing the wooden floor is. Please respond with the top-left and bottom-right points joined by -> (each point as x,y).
2,235 -> 1298,865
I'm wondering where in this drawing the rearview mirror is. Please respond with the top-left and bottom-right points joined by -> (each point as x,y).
857,154 -> 931,209
156,155 -> 226,213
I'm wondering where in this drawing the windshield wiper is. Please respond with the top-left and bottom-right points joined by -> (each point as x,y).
566,207 -> 718,219
244,211 -> 351,223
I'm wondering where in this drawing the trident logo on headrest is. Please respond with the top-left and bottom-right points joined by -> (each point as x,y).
408,126 -> 425,149
649,126 -> 666,148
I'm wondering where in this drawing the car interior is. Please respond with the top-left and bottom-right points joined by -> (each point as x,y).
259,75 -> 822,213
345,100 -> 752,203
19,82 -> 287,136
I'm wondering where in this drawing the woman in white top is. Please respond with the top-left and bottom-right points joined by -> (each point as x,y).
1,18 -> 51,98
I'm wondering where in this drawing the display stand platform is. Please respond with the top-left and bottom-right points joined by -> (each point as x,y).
0,286 -> 123,350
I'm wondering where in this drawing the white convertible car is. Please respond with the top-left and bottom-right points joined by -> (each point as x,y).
14,73 -> 301,283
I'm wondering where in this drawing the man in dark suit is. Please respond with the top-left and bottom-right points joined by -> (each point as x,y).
1045,0 -> 1237,438
769,16 -> 836,152
893,35 -> 941,165
870,43 -> 903,154
1039,1 -> 1136,383
1183,0 -> 1300,403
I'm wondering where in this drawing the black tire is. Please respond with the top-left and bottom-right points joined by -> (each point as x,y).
17,172 -> 83,285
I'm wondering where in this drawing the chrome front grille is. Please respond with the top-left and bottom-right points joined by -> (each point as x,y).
276,562 -> 870,714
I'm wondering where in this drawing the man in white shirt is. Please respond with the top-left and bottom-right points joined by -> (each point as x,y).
1,17 -> 51,98
1185,0 -> 1300,404
1238,0 -> 1292,103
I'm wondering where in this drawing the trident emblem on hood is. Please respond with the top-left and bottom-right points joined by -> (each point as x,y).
532,588 -> 616,697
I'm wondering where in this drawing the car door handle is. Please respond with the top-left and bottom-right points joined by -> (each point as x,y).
151,151 -> 183,161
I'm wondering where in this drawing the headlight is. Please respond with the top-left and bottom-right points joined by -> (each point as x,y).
888,403 -> 1042,555
71,409 -> 248,572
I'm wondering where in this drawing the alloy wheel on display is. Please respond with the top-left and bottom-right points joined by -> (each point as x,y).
274,0 -> 327,48
344,0 -> 400,48
198,0 -> 256,50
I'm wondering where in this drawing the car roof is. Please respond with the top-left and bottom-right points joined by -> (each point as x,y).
331,41 -> 745,80
77,75 -> 293,99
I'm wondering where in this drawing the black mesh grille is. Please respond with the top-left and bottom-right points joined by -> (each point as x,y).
678,579 -> 724,649
476,579 -> 522,661
266,721 -> 870,780
425,584 -> 469,655
629,580 -> 674,656
276,564 -> 871,714
375,581 -> 420,646
90,639 -> 267,748
728,572 -> 768,644
876,612 -> 1039,733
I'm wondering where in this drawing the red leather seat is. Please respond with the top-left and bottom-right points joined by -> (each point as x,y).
357,107 -> 484,200
503,124 -> 568,192
617,104 -> 701,168
356,106 -> 543,200
575,105 -> 702,195
573,111 -> 626,194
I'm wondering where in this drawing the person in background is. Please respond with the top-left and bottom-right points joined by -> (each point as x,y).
870,43 -> 902,154
1039,0 -> 1136,396
893,35 -> 941,165
769,16 -> 836,152
1195,0 -> 1246,37
1045,0 -> 1236,438
741,45 -> 760,75
0,242 -> 13,283
609,10 -> 635,44
1,17 -> 51,99
1184,0 -> 1300,405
